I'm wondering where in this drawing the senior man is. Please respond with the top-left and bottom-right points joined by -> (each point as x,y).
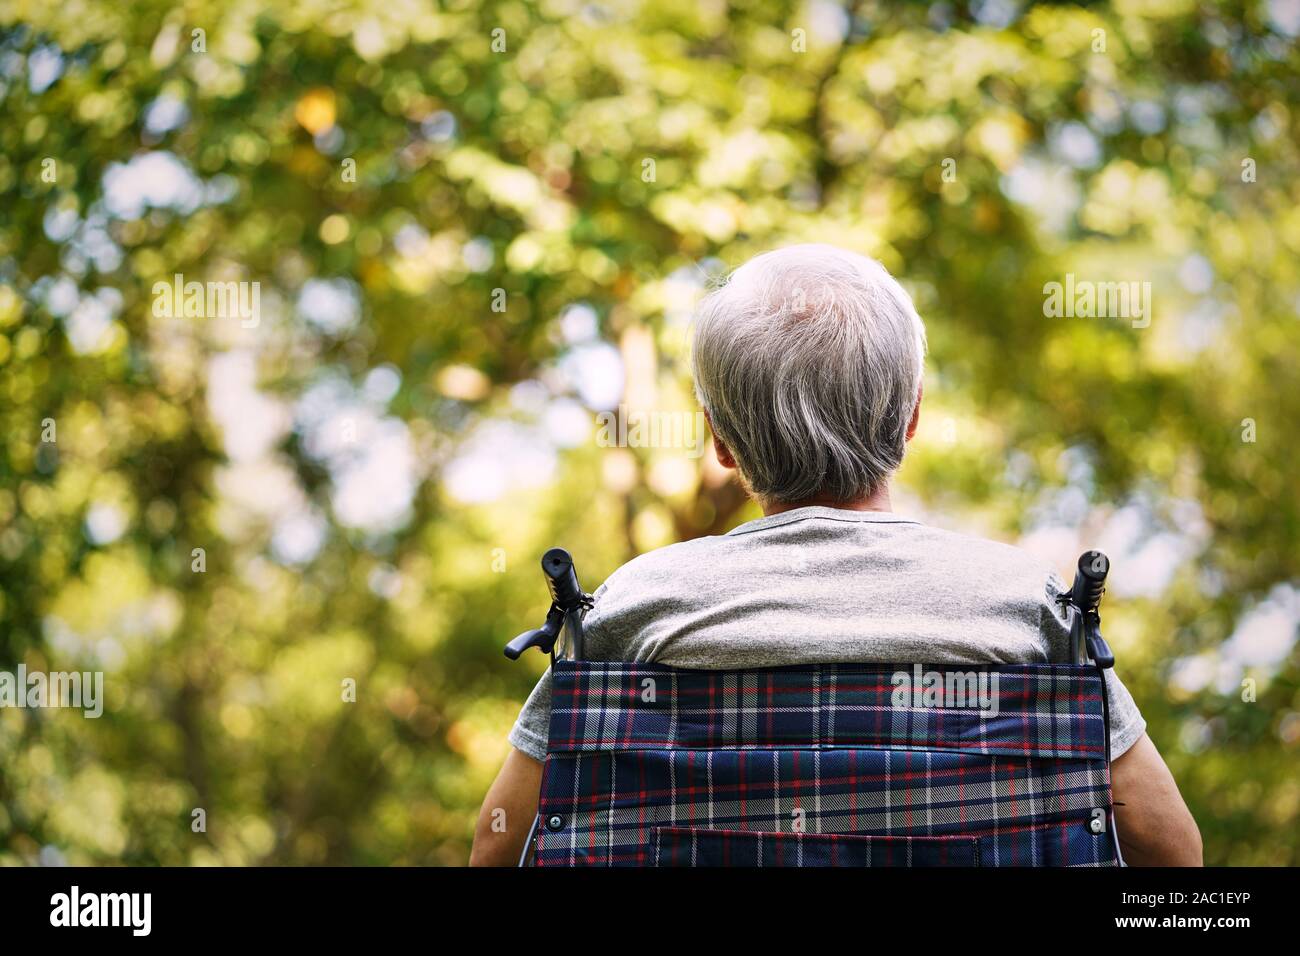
470,244 -> 1201,867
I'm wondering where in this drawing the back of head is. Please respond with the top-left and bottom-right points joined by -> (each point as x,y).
691,244 -> 928,506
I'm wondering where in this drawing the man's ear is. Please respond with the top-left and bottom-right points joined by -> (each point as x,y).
905,383 -> 923,442
703,410 -> 737,469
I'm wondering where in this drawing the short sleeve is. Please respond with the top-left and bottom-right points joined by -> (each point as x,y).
1042,572 -> 1147,759
508,668 -> 552,761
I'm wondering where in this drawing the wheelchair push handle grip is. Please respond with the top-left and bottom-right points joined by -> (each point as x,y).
1071,550 -> 1109,614
503,550 -> 591,660
542,548 -> 585,610
1068,550 -> 1115,669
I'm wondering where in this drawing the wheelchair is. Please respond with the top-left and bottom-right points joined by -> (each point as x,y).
506,548 -> 1123,867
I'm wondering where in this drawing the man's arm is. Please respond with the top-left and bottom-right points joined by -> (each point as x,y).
469,747 -> 544,867
1110,733 -> 1202,866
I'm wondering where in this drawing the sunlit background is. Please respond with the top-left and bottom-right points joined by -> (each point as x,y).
1,0 -> 1298,865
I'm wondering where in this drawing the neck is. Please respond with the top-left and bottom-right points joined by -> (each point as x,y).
761,485 -> 893,517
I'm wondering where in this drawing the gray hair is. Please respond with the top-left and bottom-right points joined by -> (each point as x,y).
691,244 -> 927,506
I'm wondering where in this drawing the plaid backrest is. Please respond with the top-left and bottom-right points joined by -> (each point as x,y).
532,661 -> 1119,867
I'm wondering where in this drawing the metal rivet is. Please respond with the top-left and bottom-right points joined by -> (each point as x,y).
546,814 -> 565,831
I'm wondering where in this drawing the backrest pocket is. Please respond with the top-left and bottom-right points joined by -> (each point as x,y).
652,826 -> 981,867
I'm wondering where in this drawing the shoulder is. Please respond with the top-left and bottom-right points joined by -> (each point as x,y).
579,534 -> 730,645
905,522 -> 1060,580
897,522 -> 1071,617
594,520 -> 1065,598
597,534 -> 729,596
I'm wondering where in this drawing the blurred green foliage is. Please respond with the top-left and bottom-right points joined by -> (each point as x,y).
0,0 -> 1297,865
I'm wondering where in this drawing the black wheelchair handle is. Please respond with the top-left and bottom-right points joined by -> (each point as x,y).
1085,626 -> 1115,669
503,550 -> 591,660
504,606 -> 563,660
542,548 -> 585,610
504,628 -> 548,660
1071,549 -> 1109,615
1067,550 -> 1114,669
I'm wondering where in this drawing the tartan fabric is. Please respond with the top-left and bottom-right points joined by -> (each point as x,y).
533,661 -> 1119,867
653,827 -> 983,867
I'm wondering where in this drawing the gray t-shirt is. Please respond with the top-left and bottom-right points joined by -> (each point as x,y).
509,506 -> 1146,761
